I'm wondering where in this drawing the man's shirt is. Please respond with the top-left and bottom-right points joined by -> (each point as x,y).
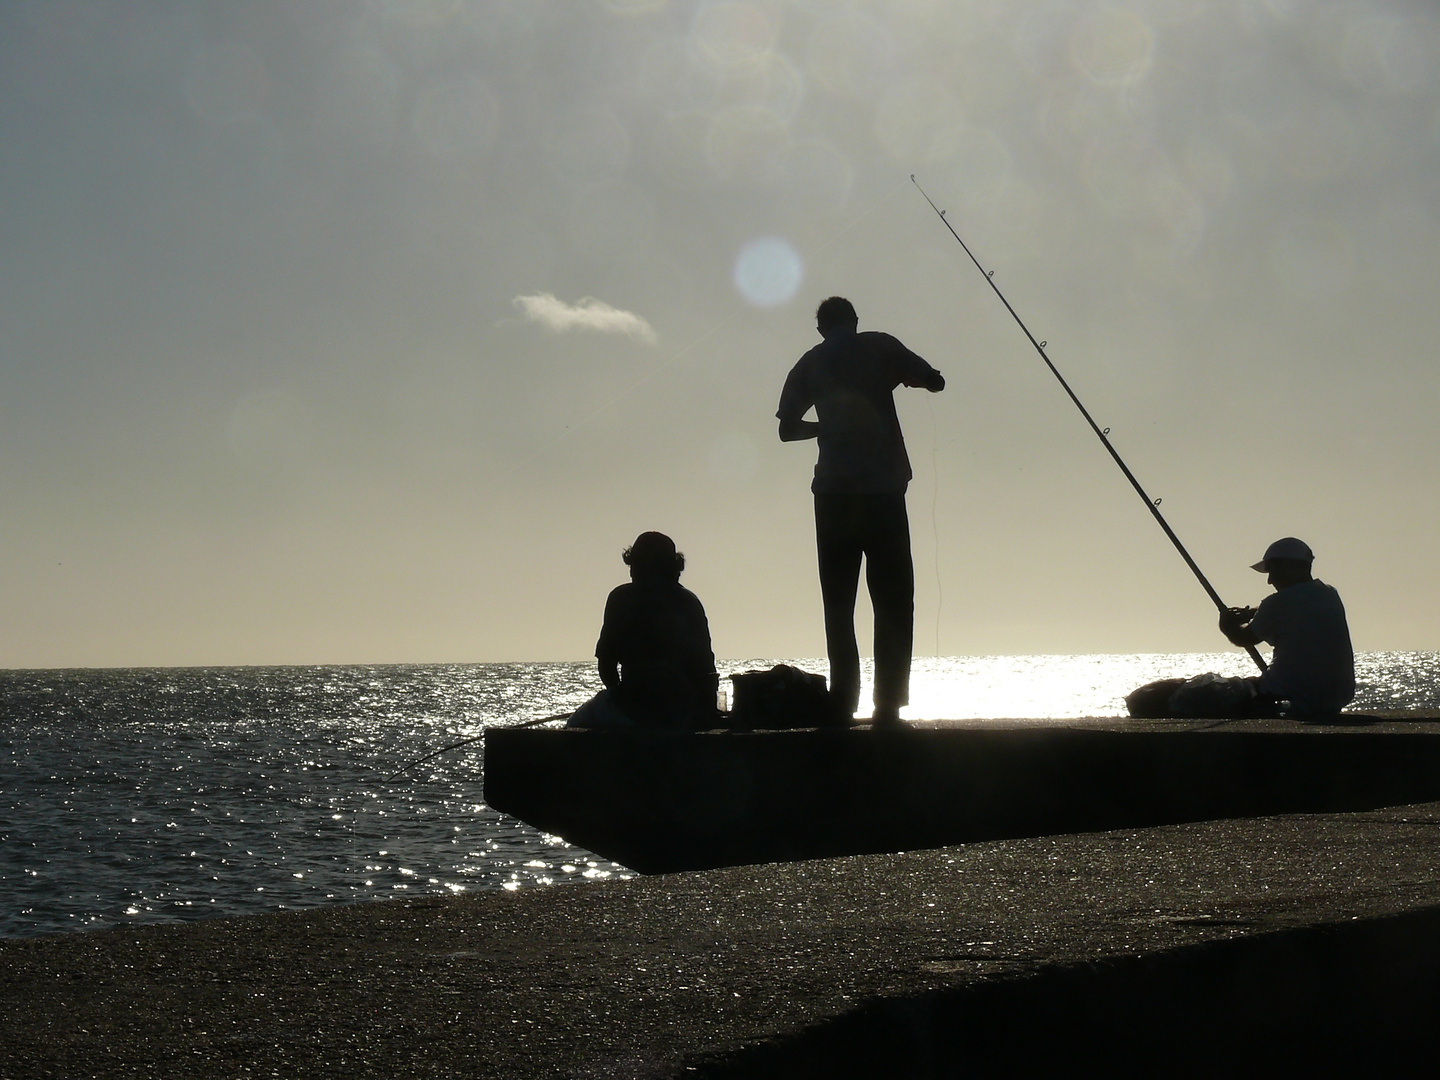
1247,578 -> 1356,714
777,330 -> 939,494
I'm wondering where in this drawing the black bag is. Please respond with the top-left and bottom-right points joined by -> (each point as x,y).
728,664 -> 849,730
1126,674 -> 1280,719
1124,678 -> 1186,718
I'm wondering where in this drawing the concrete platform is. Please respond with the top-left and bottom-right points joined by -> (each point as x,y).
6,800 -> 1440,1078
484,712 -> 1440,872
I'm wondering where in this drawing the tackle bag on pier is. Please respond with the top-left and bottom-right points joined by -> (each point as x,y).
727,664 -> 849,730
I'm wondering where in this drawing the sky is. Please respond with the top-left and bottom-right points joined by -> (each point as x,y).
2,0 -> 1438,668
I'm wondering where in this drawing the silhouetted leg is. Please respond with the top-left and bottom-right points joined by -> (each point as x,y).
815,494 -> 863,715
866,494 -> 914,712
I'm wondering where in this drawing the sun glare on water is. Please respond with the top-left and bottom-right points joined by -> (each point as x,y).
897,653 -> 1260,720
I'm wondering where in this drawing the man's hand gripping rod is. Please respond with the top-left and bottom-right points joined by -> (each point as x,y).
911,175 -> 1267,675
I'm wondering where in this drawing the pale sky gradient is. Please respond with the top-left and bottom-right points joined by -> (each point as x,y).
2,0 -> 1438,667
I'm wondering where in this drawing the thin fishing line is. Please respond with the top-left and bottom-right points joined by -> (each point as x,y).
928,394 -> 942,658
384,711 -> 569,781
911,173 -> 1267,675
508,174 -> 917,473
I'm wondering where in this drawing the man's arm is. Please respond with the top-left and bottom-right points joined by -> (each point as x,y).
777,359 -> 818,441
1218,606 -> 1261,648
900,367 -> 944,392
596,588 -> 625,691
892,338 -> 945,392
598,656 -> 620,692
778,415 -> 820,441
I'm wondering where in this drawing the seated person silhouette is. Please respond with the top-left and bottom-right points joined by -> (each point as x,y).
567,532 -> 719,729
1128,537 -> 1355,718
1217,536 -> 1355,716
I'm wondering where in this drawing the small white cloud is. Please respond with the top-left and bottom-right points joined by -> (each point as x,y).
512,292 -> 657,344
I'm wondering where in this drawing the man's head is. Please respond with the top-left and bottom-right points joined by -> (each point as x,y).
1251,536 -> 1314,589
815,296 -> 858,338
624,531 -> 685,581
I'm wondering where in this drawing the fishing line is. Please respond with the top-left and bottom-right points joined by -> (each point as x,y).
384,711 -> 570,781
911,174 -> 1267,675
927,394 -> 942,658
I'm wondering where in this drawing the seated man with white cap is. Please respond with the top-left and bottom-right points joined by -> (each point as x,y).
1218,537 -> 1356,716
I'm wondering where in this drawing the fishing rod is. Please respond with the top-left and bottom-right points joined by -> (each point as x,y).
385,712 -> 571,781
911,174 -> 1267,675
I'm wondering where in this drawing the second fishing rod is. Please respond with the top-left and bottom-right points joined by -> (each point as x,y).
911,175 -> 1267,675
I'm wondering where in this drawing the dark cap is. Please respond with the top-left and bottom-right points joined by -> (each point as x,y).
1251,536 -> 1314,572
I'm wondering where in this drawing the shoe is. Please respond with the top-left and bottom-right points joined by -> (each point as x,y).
871,706 -> 903,727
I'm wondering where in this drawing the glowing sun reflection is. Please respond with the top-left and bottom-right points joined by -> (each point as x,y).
899,654 -> 1260,720
733,236 -> 804,307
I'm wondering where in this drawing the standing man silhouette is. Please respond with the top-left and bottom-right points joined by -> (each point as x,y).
777,297 -> 945,725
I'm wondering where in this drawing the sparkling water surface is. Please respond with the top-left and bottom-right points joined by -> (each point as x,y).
3,653 -> 1437,939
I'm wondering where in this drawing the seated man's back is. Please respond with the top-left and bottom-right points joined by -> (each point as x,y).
1248,576 -> 1355,714
597,574 -> 716,726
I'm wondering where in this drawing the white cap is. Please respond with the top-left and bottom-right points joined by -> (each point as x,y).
1251,536 -> 1314,572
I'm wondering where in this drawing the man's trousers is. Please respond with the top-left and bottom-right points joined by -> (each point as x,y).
814,492 -> 914,716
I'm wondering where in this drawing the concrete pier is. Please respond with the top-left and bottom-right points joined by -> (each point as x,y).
485,713 -> 1440,872
6,799 -> 1440,1077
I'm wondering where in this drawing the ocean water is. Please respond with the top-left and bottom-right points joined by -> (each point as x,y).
3,653 -> 1438,940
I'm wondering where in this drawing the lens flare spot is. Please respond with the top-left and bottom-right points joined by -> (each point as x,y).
1070,7 -> 1154,86
733,237 -> 803,307
691,2 -> 779,71
730,52 -> 806,123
